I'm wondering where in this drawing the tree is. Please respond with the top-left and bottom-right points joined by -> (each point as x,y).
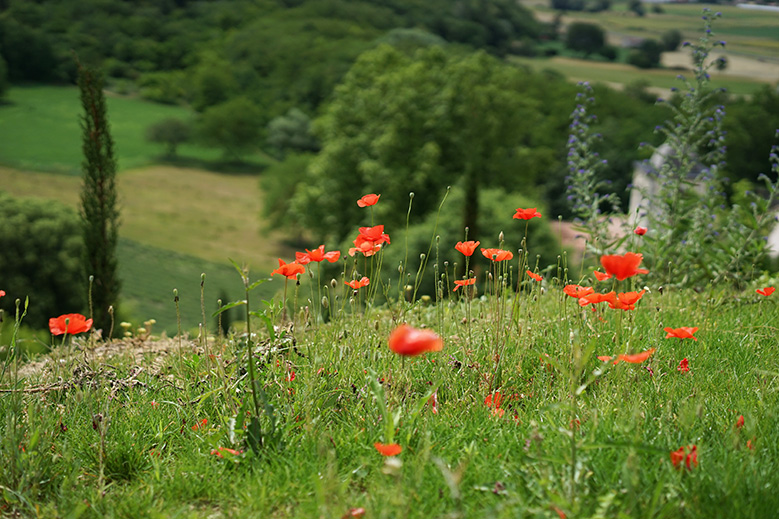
289,45 -> 543,244
0,54 -> 8,101
0,193 -> 87,329
145,117 -> 191,157
266,108 -> 319,159
627,39 -> 663,69
628,0 -> 645,17
661,29 -> 682,52
79,63 -> 121,334
565,22 -> 605,57
197,97 -> 262,159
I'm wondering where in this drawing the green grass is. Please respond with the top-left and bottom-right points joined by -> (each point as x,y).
0,86 -> 271,174
2,281 -> 778,517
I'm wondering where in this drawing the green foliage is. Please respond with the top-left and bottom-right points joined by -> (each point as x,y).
79,64 -> 121,333
627,39 -> 664,69
0,192 -> 86,329
266,108 -> 319,159
291,45 -> 548,244
564,22 -> 606,57
260,153 -> 313,235
0,54 -> 8,100
196,97 -> 262,160
145,117 -> 191,157
661,28 -> 683,51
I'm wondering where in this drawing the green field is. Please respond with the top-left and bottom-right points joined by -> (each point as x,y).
0,86 -> 270,174
511,55 -> 768,96
521,0 -> 779,59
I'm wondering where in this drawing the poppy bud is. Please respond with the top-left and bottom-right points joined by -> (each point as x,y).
499,231 -> 504,242
331,279 -> 337,289
321,296 -> 329,309
420,253 -> 426,260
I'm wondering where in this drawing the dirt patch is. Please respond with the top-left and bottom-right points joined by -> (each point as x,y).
662,50 -> 779,83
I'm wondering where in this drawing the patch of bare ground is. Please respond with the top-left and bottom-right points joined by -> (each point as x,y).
662,50 -> 779,84
7,336 -> 201,385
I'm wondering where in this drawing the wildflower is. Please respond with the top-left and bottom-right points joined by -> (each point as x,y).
677,358 -> 690,372
344,508 -> 366,519
481,248 -> 513,262
747,439 -> 754,450
211,446 -> 242,458
599,252 -> 649,281
670,445 -> 697,470
609,290 -> 646,311
670,447 -> 686,469
350,225 -> 390,256
151,400 -> 159,408
357,225 -> 390,246
49,313 -> 93,336
578,291 -> 617,307
736,415 -> 744,429
453,278 -> 476,291
374,442 -> 402,456
563,284 -> 594,298
756,287 -> 775,297
618,348 -> 656,364
686,445 -> 698,469
664,327 -> 699,341
388,324 -> 443,356
593,270 -> 611,281
357,193 -> 380,207
295,245 -> 340,265
484,392 -> 503,409
0,290 -> 5,298
428,391 -> 438,414
634,226 -> 647,235
191,419 -> 207,431
345,277 -> 370,289
286,371 -> 296,382
526,270 -> 543,282
455,240 -> 480,256
271,258 -> 305,279
513,207 -> 542,220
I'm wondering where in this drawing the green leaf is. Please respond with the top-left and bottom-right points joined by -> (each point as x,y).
212,300 -> 247,317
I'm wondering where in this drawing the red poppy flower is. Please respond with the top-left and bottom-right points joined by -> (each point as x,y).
634,226 -> 647,236
428,391 -> 438,414
453,278 -> 476,291
49,313 -> 93,336
599,252 -> 649,281
513,207 -> 542,220
563,285 -> 594,298
597,355 -> 616,363
358,225 -> 390,246
670,447 -> 686,469
357,194 -> 380,207
455,240 -> 480,256
526,270 -> 543,282
593,270 -> 611,281
664,327 -> 699,341
388,324 -> 443,356
677,358 -> 690,372
345,277 -> 370,289
756,287 -> 775,297
577,291 -> 617,307
736,415 -> 744,429
210,446 -> 242,458
271,258 -> 305,279
349,241 -> 383,257
0,290 -> 5,298
191,418 -> 207,431
484,392 -> 503,409
374,442 -> 402,456
345,507 -> 366,518
617,348 -> 656,364
609,290 -> 646,311
295,245 -> 341,265
481,248 -> 514,262
686,445 -> 698,469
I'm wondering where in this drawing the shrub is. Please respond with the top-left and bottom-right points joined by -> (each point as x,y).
0,192 -> 87,330
565,22 -> 605,57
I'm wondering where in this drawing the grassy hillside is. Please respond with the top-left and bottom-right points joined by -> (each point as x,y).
0,86 -> 270,174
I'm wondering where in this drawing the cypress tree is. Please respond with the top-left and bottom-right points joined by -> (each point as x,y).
78,63 -> 120,334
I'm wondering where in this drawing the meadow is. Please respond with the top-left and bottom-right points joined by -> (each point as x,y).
0,87 -> 286,335
1,246 -> 777,518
